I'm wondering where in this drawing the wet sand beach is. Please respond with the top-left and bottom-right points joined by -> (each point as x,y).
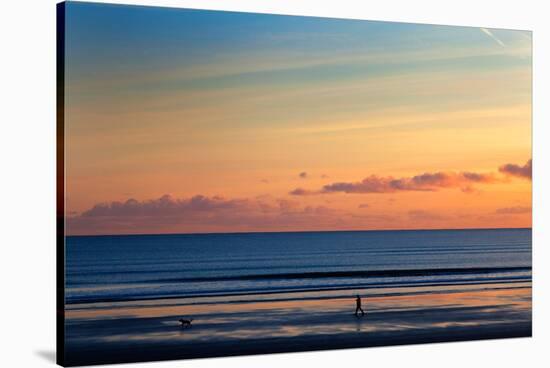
64,283 -> 531,366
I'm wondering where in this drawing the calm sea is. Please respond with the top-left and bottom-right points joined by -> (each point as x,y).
65,228 -> 531,305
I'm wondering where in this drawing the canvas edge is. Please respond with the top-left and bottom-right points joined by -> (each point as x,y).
56,2 -> 66,366
53,2 -> 533,366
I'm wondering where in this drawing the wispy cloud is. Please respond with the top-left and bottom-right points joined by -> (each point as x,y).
495,206 -> 531,215
289,188 -> 316,196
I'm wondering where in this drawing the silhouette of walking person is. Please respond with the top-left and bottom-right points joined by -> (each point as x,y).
355,295 -> 365,317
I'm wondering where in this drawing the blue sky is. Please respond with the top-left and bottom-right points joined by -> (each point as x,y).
63,2 -> 532,235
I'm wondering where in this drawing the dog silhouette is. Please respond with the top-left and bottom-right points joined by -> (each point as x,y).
179,318 -> 193,328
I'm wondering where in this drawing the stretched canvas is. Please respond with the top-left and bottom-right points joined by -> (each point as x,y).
57,1 -> 532,366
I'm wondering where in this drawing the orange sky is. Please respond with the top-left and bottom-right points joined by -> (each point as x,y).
64,5 -> 531,235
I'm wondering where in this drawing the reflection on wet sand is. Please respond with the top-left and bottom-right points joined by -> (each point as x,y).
66,283 -> 531,344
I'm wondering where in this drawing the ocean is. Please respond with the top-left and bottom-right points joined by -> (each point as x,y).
64,228 -> 532,365
66,228 -> 531,304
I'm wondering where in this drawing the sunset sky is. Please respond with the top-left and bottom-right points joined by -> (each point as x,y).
64,2 -> 532,235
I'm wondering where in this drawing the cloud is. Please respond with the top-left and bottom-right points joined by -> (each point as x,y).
480,28 -> 506,47
80,194 -> 247,217
499,159 -> 532,180
292,171 -> 497,195
495,206 -> 532,215
67,194 -> 365,235
276,199 -> 301,213
291,160 -> 531,196
321,175 -> 412,194
299,172 -> 308,179
289,187 -> 317,196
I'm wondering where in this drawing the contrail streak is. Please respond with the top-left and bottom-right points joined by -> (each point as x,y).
480,27 -> 506,47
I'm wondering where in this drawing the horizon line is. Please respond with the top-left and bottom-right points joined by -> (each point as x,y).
65,226 -> 532,238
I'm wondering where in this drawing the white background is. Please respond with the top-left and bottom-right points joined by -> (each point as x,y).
1,0 -> 548,367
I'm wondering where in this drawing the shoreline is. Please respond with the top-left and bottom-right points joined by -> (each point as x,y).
66,281 -> 531,306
